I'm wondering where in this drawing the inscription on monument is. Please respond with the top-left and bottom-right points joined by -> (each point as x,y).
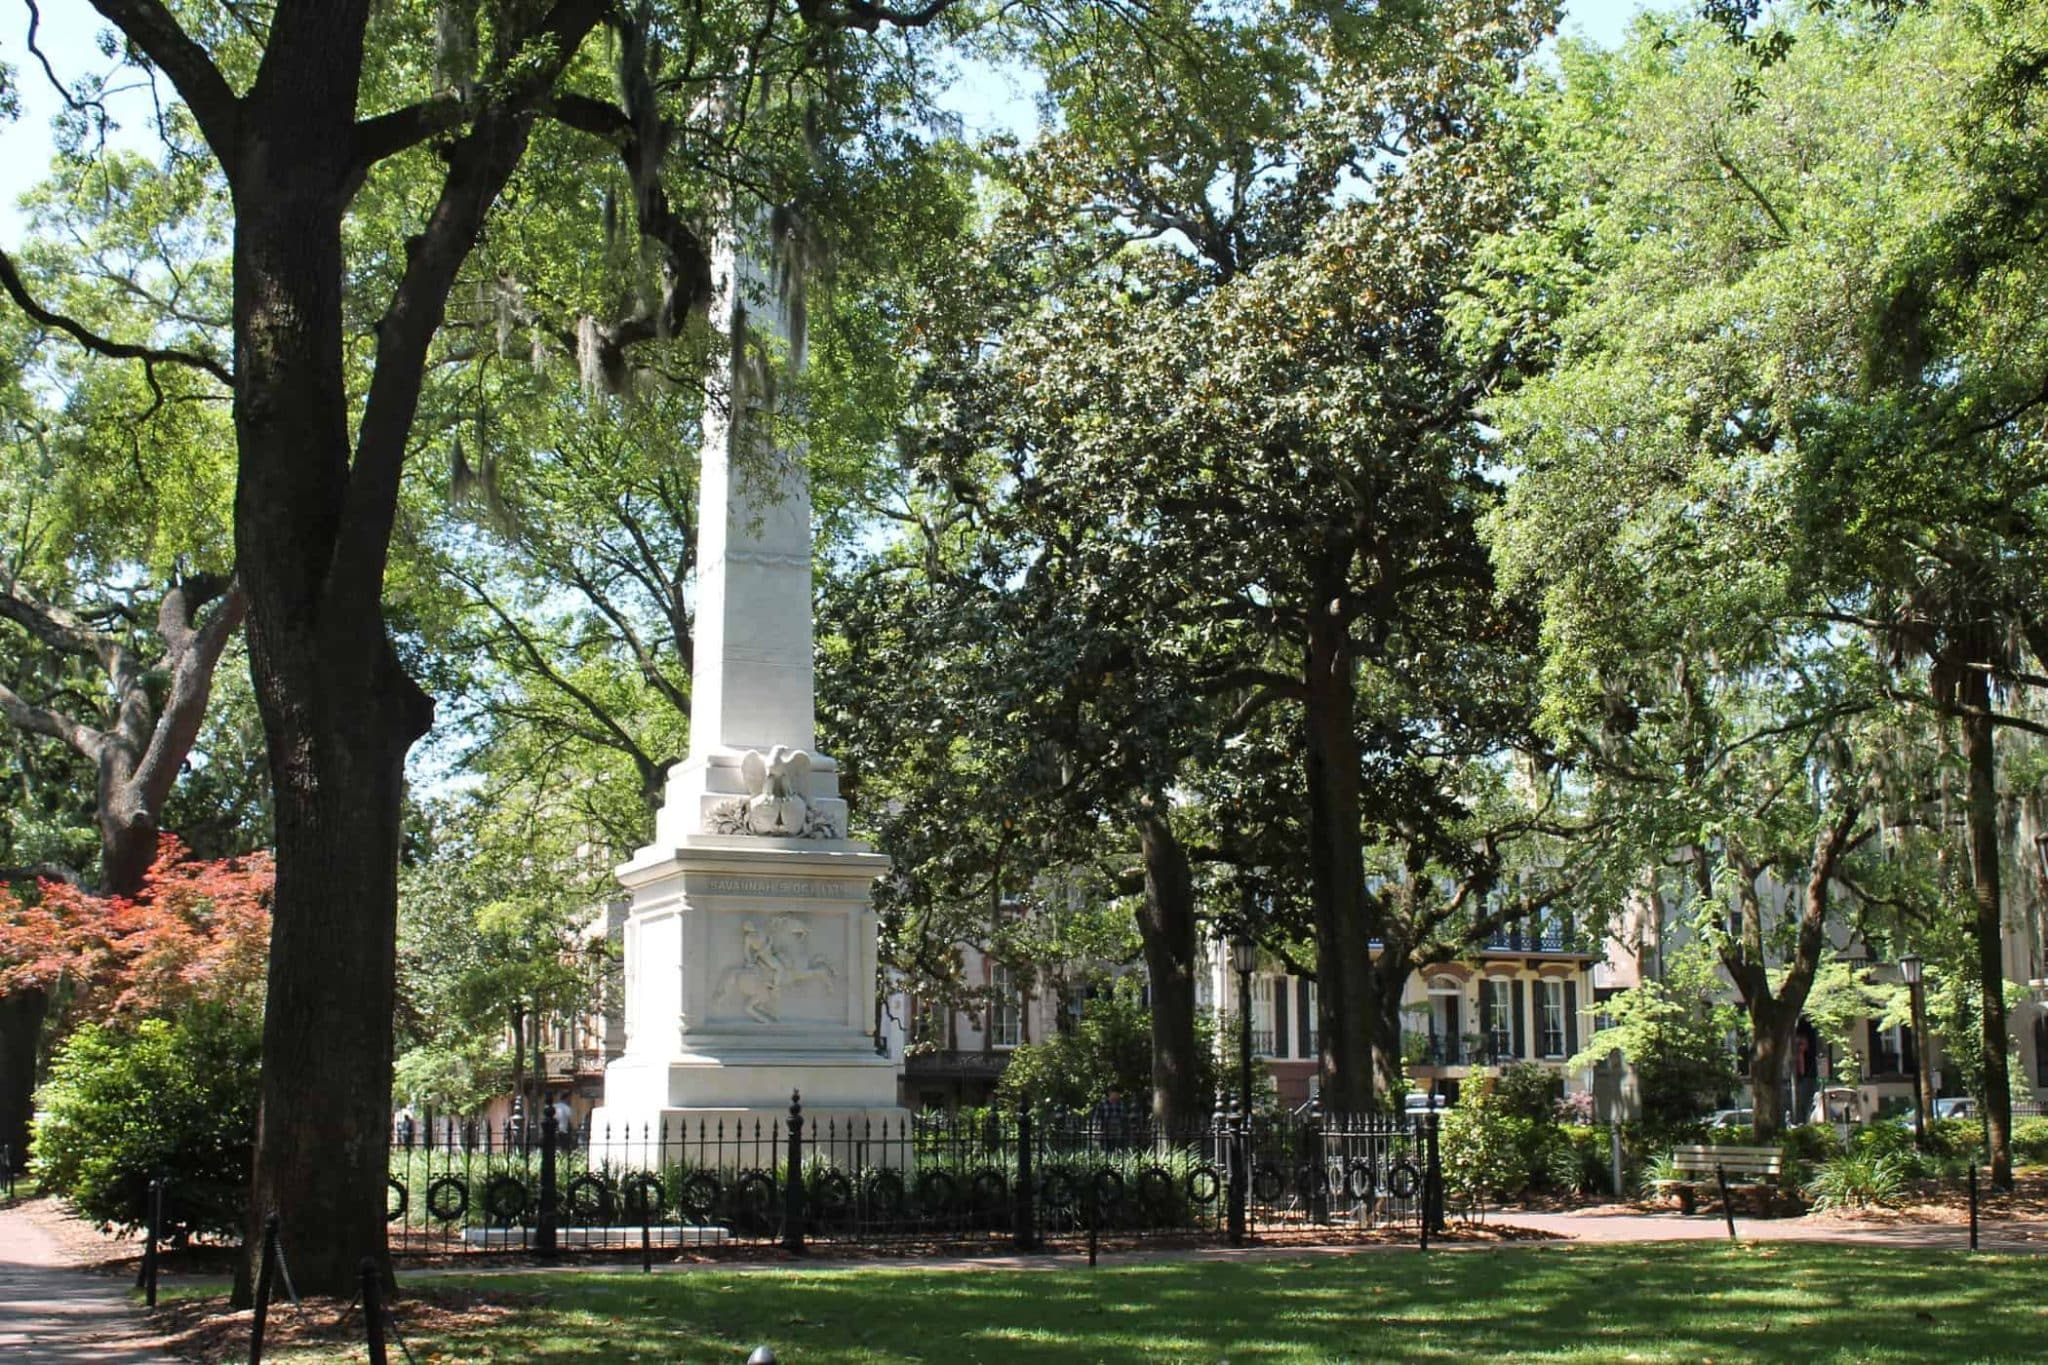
695,875 -> 868,899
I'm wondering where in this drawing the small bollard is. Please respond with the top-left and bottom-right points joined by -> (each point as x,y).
1714,1164 -> 1738,1243
1969,1162 -> 1980,1251
139,1176 -> 163,1305
747,1348 -> 778,1365
249,1211 -> 280,1365
1087,1172 -> 1103,1268
360,1257 -> 388,1365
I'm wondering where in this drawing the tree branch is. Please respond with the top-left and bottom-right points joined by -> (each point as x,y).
0,245 -> 233,386
86,0 -> 242,170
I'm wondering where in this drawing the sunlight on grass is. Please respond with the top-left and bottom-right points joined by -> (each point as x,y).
353,1243 -> 2048,1364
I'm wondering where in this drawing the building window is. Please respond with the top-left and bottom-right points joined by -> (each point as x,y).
1251,974 -> 1276,1057
1540,980 -> 1566,1059
990,965 -> 1023,1048
1303,981 -> 1318,1053
1482,979 -> 1513,1059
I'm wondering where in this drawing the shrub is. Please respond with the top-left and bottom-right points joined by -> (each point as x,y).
2011,1117 -> 2048,1166
1489,1063 -> 1565,1123
32,1003 -> 261,1238
1925,1117 -> 1983,1161
1805,1152 -> 1911,1211
1441,1108 -> 1537,1201
1779,1123 -> 1845,1165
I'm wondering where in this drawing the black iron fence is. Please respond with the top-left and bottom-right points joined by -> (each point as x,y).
383,1097 -> 1442,1256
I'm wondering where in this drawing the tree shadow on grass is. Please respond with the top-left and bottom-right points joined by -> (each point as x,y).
418,1243 -> 2047,1363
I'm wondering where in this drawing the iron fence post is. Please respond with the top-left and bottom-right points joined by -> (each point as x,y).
1306,1098 -> 1328,1224
536,1103 -> 558,1260
248,1211 -> 279,1365
1013,1105 -> 1037,1252
1226,1102 -> 1247,1248
1714,1163 -> 1738,1242
782,1090 -> 806,1254
359,1256 -> 388,1365
1424,1111 -> 1444,1235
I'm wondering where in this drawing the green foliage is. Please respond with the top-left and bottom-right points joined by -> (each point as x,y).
1805,1151 -> 1912,1211
2010,1117 -> 2048,1165
994,978 -> 1216,1114
1569,946 -> 1740,1125
31,1004 -> 260,1237
1488,1062 -> 1566,1123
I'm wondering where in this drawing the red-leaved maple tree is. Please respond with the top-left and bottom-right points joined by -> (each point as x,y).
0,835 -> 273,1027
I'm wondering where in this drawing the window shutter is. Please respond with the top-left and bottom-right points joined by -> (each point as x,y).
1297,978 -> 1313,1059
1511,979 -> 1527,1059
1274,979 -> 1290,1060
1564,980 -> 1579,1058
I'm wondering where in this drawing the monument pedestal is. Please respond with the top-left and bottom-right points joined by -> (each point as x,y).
590,834 -> 910,1162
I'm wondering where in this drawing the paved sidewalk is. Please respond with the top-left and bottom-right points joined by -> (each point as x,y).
0,1202 -> 170,1362
1480,1205 -> 2048,1253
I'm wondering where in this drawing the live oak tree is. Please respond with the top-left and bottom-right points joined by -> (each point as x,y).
889,0 -> 1562,1112
0,0 -> 974,1293
1471,3 -> 2048,1166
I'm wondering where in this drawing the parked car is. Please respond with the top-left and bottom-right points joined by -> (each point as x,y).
1705,1108 -> 1755,1130
1933,1096 -> 1978,1120
1404,1092 -> 1450,1111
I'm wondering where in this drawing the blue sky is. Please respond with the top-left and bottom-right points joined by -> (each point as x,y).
0,0 -> 1656,246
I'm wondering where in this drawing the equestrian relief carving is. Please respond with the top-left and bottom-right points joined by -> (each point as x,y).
706,746 -> 843,838
715,914 -> 838,1022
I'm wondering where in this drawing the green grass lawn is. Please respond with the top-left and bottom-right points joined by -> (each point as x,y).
292,1242 -> 2048,1363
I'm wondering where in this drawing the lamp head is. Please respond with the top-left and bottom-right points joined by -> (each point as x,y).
1899,952 -> 1923,987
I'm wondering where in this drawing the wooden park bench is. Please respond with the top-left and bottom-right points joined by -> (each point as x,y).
1655,1145 -> 1789,1217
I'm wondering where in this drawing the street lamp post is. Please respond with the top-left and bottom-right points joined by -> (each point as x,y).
1901,953 -> 1930,1151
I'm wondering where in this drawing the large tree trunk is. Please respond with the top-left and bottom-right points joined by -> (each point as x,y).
1304,601 -> 1374,1115
1368,942 -> 1410,1100
1747,1008 -> 1791,1142
232,10 -> 434,1294
0,986 -> 44,1176
1959,675 -> 2014,1187
1134,803 -> 1201,1126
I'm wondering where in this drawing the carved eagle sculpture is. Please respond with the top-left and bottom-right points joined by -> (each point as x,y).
740,745 -> 812,836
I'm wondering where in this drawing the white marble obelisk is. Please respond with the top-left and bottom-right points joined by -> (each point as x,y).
592,225 -> 903,1143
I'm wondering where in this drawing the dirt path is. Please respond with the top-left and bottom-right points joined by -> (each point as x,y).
0,1200 -> 170,1362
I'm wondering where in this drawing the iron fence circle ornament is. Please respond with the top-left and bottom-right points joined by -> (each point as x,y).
970,1168 -> 1008,1209
734,1169 -> 777,1216
620,1172 -> 663,1222
1343,1158 -> 1377,1201
424,1175 -> 469,1223
862,1169 -> 906,1218
1251,1161 -> 1283,1203
1136,1166 -> 1176,1209
1091,1167 -> 1125,1208
678,1171 -> 721,1221
812,1168 -> 855,1212
1184,1164 -> 1222,1205
385,1178 -> 408,1224
564,1173 -> 614,1223
1293,1162 -> 1328,1200
1037,1168 -> 1077,1210
914,1168 -> 958,1214
1386,1157 -> 1422,1200
484,1174 -> 530,1224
